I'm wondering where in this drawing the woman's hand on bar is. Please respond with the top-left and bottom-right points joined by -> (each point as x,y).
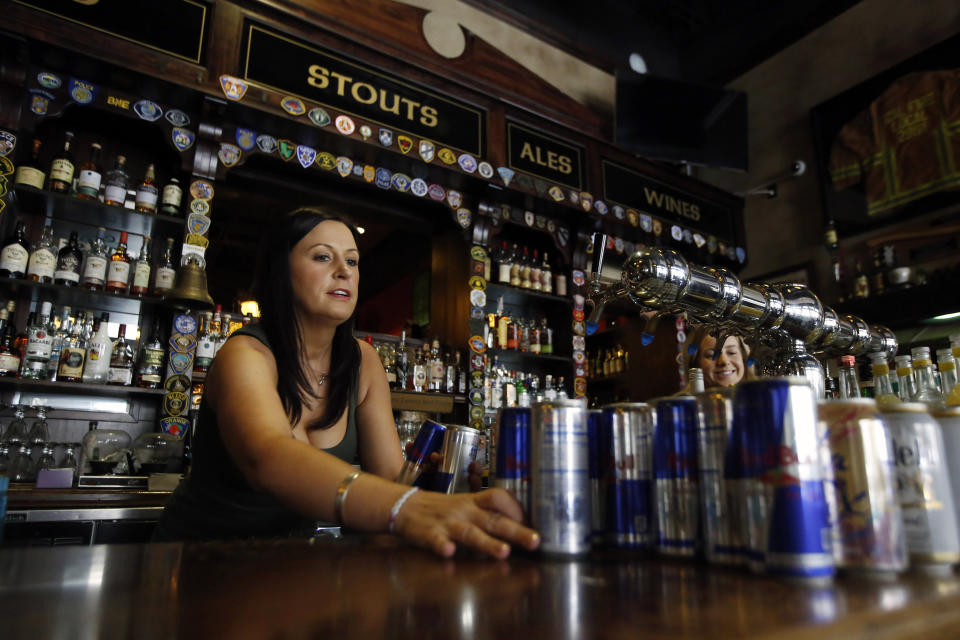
392,488 -> 540,559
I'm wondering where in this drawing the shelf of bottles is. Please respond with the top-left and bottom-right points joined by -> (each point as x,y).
0,377 -> 166,398
370,334 -> 469,403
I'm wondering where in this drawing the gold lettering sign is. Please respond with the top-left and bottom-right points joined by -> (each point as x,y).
107,95 -> 130,109
507,121 -> 583,190
642,187 -> 701,222
306,65 -> 439,128
518,142 -> 573,175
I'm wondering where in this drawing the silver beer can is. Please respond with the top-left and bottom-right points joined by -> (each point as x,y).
531,398 -> 590,555
601,402 -> 655,548
434,424 -> 481,494
881,402 -> 960,567
933,406 -> 960,547
694,387 -> 741,565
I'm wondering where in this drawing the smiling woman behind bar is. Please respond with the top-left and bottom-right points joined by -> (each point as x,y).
688,325 -> 755,388
154,208 -> 539,558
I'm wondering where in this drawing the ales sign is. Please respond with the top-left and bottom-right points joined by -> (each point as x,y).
507,121 -> 583,190
243,23 -> 485,156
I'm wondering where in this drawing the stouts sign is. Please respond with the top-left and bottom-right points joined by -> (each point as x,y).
507,121 -> 583,190
243,23 -> 485,156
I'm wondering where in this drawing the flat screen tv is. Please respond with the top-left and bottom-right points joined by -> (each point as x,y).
615,71 -> 748,172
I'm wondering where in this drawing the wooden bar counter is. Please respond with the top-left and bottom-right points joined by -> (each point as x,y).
2,535 -> 960,639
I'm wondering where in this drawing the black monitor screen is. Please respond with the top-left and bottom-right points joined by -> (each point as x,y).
615,72 -> 748,172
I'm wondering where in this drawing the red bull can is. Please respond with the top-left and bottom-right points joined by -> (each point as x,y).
434,424 -> 482,494
588,409 -> 604,541
531,398 -> 590,555
491,407 -> 530,514
396,419 -> 446,486
732,377 -> 835,580
600,402 -> 654,548
818,399 -> 907,575
653,396 -> 700,557
882,403 -> 960,569
694,387 -> 741,565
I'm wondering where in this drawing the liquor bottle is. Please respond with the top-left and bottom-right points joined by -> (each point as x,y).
46,306 -> 71,381
496,297 -> 509,350
556,376 -> 568,399
838,355 -> 861,399
496,240 -> 512,284
541,252 -> 553,294
160,177 -> 183,215
106,232 -> 131,293
540,317 -> 553,355
107,324 -> 134,386
485,312 -> 496,350
57,312 -> 87,382
506,315 -> 518,350
193,311 -> 216,375
0,322 -> 21,377
444,350 -> 457,394
910,347 -> 942,406
530,319 -> 541,354
456,351 -> 467,394
81,227 -> 109,290
103,154 -> 129,207
0,221 -> 30,278
520,247 -> 532,289
428,338 -> 443,392
412,345 -> 427,393
26,225 -> 56,283
894,355 -> 917,402
937,348 -> 960,406
75,142 -> 104,200
48,131 -> 75,193
82,313 -> 112,383
54,231 -> 83,286
135,163 -> 159,213
153,237 -> 177,295
22,301 -> 54,380
135,319 -> 164,389
13,138 -> 45,190
852,259 -> 869,299
130,236 -> 152,296
543,374 -> 557,400
530,249 -> 542,291
216,313 -> 233,354
394,330 -> 409,391
952,333 -> 960,360
509,243 -> 521,287
871,248 -> 886,297
14,311 -> 31,369
868,354 -> 898,406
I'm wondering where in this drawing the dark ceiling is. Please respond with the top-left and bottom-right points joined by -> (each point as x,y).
466,0 -> 862,86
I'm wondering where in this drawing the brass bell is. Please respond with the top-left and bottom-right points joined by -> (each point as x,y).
165,259 -> 215,309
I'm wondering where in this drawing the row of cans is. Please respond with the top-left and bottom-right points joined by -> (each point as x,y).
484,378 -> 960,579
396,420 -> 482,494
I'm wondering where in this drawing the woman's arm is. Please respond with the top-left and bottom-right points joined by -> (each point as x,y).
354,339 -> 403,480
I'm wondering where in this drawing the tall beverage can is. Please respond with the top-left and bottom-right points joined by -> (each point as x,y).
491,407 -> 531,514
600,402 -> 654,548
396,419 -> 446,486
531,398 -> 590,555
733,378 -> 835,580
882,403 -> 960,567
934,406 -> 960,542
694,387 -> 741,565
818,399 -> 907,574
433,424 -> 481,494
588,409 -> 605,541
653,396 -> 700,557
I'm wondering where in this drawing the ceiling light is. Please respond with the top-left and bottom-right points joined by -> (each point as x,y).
629,53 -> 647,74
240,300 -> 261,318
356,226 -> 365,234
926,311 -> 960,323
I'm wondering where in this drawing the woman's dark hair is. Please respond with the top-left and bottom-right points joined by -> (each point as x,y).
252,207 -> 361,429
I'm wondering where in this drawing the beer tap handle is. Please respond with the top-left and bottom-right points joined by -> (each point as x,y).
590,232 -> 607,294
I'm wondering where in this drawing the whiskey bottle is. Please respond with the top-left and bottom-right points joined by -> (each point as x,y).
394,330 -> 409,390
541,252 -> 553,294
26,225 -> 57,283
81,227 -> 108,290
57,313 -> 87,383
130,236 -> 151,296
153,237 -> 177,295
495,241 -> 512,284
106,324 -> 134,386
45,306 -> 71,381
48,131 -> 75,193
530,249 -> 542,291
0,221 -> 30,278
75,142 -> 104,201
135,319 -> 164,389
160,177 -> 182,215
103,155 -> 129,207
106,232 -> 131,293
0,323 -> 20,377
13,139 -> 45,190
54,231 -> 83,286
135,163 -> 158,213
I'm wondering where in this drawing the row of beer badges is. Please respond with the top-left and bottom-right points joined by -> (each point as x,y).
159,312 -> 203,438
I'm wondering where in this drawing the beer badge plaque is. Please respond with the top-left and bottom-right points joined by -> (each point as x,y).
256,134 -> 278,154
456,208 -> 472,228
548,186 -> 564,202
235,128 -> 257,151
161,416 -> 190,437
446,190 -> 462,208
524,210 -> 535,226
640,214 -> 652,232
187,212 -> 212,236
580,192 -> 593,212
336,156 -> 353,177
410,178 -> 428,197
378,128 -> 393,147
497,167 -> 515,186
391,173 -> 411,192
29,90 -> 50,115
418,140 -> 435,163
613,205 -> 625,220
219,75 -> 248,101
470,306 -> 484,320
594,200 -> 608,215
132,100 -> 162,122
165,109 -> 190,127
218,143 -> 242,167
171,128 -> 195,152
165,374 -> 191,393
280,97 -> 306,116
295,145 -> 316,168
335,115 -> 355,135
308,107 -> 331,127
317,152 -> 336,171
359,125 -> 372,140
478,162 -> 494,179
189,199 -> 210,216
438,148 -> 456,165
671,225 -> 683,242
189,179 -> 214,200
0,131 -> 14,157
363,165 -> 375,182
470,353 -> 484,370
457,154 -> 477,173
352,164 -> 363,177
68,78 -> 96,104
568,190 -> 579,205
397,136 -> 413,154
469,336 -> 486,354
375,167 -> 391,189
37,71 -> 61,89
169,353 -> 192,375
278,140 -> 296,161
469,288 -> 486,307
163,392 -> 190,417
427,184 -> 445,201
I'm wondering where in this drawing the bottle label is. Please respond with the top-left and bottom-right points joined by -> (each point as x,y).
155,267 -> 175,291
26,332 -> 52,359
162,184 -> 182,208
498,264 -> 511,283
104,184 -> 127,205
136,185 -> 159,209
107,367 -> 133,385
88,342 -> 108,362
0,244 -> 28,272
59,347 -> 85,377
77,169 -> 103,196
55,254 -> 81,282
133,262 -> 151,288
107,261 -> 131,286
143,347 -> 164,367
27,248 -> 56,279
82,255 -> 108,285
50,158 -> 74,184
14,166 -> 45,190
0,353 -> 19,373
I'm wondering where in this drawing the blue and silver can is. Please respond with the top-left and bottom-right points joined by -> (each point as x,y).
396,419 -> 446,486
653,396 -> 700,557
588,409 -> 605,542
531,398 -> 590,555
434,424 -> 482,494
601,402 -> 654,548
492,407 -> 531,514
733,377 -> 835,580
694,387 -> 741,565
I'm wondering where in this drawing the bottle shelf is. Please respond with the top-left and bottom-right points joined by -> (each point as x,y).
832,272 -> 960,329
12,186 -> 185,238
487,348 -> 572,364
0,276 -> 168,315
485,282 -> 571,306
0,377 -> 165,398
390,390 -> 465,413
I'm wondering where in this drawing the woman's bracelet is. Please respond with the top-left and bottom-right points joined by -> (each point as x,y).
388,487 -> 420,533
334,470 -> 362,526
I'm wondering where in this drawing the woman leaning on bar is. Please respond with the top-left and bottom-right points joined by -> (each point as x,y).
687,325 -> 756,388
154,207 -> 539,558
